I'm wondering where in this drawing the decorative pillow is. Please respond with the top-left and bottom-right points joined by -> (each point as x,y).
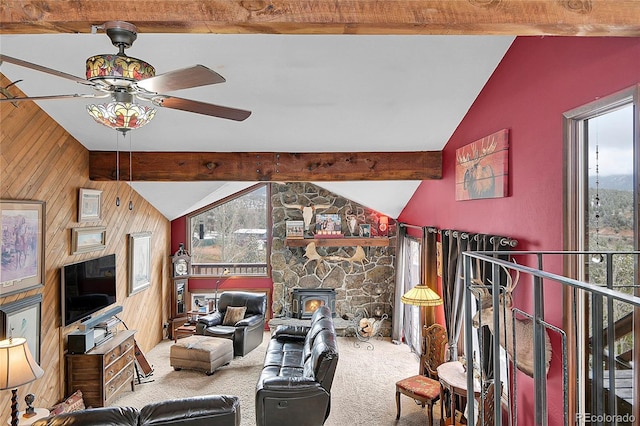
222,306 -> 247,326
49,389 -> 85,415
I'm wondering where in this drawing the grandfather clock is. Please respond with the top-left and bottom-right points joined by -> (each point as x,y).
169,244 -> 191,337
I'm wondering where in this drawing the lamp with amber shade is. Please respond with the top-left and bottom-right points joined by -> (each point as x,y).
401,284 -> 443,347
401,284 -> 443,308
0,337 -> 44,426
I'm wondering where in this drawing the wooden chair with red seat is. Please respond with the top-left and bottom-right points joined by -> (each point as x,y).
395,323 -> 448,425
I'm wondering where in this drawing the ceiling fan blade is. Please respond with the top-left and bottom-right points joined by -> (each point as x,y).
153,96 -> 251,121
0,54 -> 91,86
137,65 -> 226,94
0,93 -> 108,103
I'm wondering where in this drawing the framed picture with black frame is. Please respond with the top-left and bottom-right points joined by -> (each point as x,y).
0,293 -> 43,364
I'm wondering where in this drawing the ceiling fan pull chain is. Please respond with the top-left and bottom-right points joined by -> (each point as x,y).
115,132 -> 120,207
129,133 -> 133,211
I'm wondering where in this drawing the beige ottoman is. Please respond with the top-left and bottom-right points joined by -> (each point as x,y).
170,335 -> 233,375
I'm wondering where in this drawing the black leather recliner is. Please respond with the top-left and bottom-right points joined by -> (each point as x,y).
196,291 -> 266,357
31,395 -> 240,426
255,305 -> 339,426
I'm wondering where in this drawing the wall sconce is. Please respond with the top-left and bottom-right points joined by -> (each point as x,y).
378,215 -> 389,237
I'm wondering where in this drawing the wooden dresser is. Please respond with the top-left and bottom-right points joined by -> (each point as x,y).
66,330 -> 136,407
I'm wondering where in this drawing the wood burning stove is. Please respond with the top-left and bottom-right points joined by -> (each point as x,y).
291,288 -> 336,319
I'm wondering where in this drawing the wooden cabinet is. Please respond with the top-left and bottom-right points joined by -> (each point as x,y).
66,330 -> 136,408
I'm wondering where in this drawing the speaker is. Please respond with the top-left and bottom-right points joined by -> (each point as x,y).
68,329 -> 94,354
77,305 -> 123,331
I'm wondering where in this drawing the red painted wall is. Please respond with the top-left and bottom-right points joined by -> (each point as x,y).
398,37 -> 640,425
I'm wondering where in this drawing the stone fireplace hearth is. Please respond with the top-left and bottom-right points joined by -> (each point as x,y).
270,183 -> 397,336
291,288 -> 336,319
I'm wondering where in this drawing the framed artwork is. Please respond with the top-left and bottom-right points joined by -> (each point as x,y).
359,224 -> 371,238
0,200 -> 45,297
71,226 -> 106,254
191,292 -> 217,314
286,220 -> 305,239
0,294 -> 43,364
78,188 -> 102,222
315,214 -> 342,234
455,128 -> 509,201
129,232 -> 152,295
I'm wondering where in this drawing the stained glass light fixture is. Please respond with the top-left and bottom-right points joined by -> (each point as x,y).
85,22 -> 157,135
87,100 -> 156,134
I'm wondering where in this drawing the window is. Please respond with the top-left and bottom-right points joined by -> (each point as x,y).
187,184 -> 270,276
402,237 -> 422,354
564,85 -> 639,421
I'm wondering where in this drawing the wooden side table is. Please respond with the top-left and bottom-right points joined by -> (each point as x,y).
437,361 -> 481,425
187,309 -> 214,322
174,324 -> 197,342
6,408 -> 50,425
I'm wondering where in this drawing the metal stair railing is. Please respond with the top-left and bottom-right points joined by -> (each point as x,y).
460,250 -> 639,426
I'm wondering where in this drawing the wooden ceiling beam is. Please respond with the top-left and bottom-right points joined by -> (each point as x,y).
2,1 -> 640,36
89,151 -> 442,182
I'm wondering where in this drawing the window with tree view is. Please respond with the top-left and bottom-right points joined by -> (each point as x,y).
188,185 -> 269,276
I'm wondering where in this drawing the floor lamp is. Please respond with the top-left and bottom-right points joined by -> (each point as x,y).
0,337 -> 44,426
214,268 -> 230,311
401,284 -> 443,351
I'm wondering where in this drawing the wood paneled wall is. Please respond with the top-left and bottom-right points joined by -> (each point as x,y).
0,74 -> 170,416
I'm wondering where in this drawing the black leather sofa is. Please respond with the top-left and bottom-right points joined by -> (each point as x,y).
31,395 -> 240,426
196,291 -> 267,357
255,305 -> 339,426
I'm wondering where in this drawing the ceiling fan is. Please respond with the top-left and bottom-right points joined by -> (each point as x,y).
0,21 -> 251,131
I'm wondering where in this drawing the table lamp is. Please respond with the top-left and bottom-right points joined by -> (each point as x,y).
0,337 -> 44,426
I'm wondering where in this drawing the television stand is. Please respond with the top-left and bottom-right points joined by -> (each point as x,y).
66,330 -> 137,408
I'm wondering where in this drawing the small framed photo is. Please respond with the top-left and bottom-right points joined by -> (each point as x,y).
78,189 -> 102,222
359,224 -> 371,238
191,293 -> 217,314
286,220 -> 305,238
315,213 -> 342,235
1,200 -> 45,296
0,294 -> 43,364
129,232 -> 152,296
71,226 -> 106,254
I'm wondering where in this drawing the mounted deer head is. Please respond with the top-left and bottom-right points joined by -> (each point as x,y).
471,261 -> 552,378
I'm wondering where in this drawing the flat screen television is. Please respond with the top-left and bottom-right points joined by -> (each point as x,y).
61,254 -> 117,327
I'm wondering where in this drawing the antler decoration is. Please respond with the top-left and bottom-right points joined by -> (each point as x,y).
303,242 -> 327,274
303,243 -> 368,274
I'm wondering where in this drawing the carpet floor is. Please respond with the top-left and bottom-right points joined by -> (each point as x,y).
111,332 -> 443,425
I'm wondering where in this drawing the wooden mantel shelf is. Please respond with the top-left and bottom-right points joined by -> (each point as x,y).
285,237 -> 390,247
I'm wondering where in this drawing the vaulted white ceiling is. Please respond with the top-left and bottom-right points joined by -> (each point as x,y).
0,33 -> 514,219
